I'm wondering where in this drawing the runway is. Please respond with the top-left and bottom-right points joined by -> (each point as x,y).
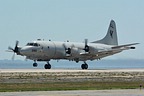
1,68 -> 144,73
0,89 -> 144,96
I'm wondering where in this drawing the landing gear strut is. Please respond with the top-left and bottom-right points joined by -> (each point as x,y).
33,60 -> 38,67
44,62 -> 51,69
81,61 -> 88,69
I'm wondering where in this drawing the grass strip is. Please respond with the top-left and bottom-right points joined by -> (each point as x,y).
0,81 -> 142,92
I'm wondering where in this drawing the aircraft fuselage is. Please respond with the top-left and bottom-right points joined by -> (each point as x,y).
20,40 -> 113,62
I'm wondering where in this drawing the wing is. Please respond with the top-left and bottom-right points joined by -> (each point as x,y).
112,43 -> 139,49
80,43 -> 139,60
80,48 -> 122,60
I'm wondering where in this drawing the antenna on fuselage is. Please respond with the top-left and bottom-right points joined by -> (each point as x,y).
37,39 -> 41,41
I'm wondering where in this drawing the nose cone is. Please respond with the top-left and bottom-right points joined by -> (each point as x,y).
20,46 -> 32,55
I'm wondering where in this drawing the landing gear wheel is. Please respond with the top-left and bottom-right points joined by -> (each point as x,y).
44,64 -> 51,69
81,64 -> 85,69
33,63 -> 38,67
84,64 -> 88,69
81,64 -> 88,69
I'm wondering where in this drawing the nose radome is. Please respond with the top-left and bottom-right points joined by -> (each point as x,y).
20,46 -> 32,55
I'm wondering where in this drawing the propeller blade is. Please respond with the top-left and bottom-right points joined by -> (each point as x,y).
85,39 -> 88,46
8,46 -> 14,51
15,40 -> 19,47
13,40 -> 19,53
12,53 -> 15,60
84,39 -> 89,52
6,50 -> 13,52
25,57 -> 28,61
63,43 -> 67,50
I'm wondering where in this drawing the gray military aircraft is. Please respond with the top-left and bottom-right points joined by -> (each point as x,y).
8,20 -> 139,69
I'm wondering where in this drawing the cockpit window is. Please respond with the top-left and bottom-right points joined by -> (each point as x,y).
26,43 -> 40,46
34,43 -> 38,46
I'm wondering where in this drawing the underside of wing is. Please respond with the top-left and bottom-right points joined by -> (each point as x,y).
79,49 -> 122,61
90,49 -> 122,60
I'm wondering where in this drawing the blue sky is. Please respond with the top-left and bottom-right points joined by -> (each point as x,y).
0,0 -> 144,60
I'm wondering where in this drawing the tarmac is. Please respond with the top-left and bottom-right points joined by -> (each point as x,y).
0,89 -> 144,96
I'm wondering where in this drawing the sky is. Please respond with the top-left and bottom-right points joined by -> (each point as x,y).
0,0 -> 144,60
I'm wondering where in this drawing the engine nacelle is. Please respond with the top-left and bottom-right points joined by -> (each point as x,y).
89,46 -> 98,54
71,47 -> 80,56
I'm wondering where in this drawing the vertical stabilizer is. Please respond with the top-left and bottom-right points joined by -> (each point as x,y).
93,20 -> 118,45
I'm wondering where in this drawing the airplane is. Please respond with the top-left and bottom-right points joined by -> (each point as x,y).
8,20 -> 139,69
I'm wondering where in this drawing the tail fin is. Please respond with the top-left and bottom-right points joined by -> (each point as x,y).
92,20 -> 118,45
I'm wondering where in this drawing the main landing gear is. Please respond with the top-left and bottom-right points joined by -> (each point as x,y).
33,61 -> 51,69
44,62 -> 51,69
81,61 -> 88,69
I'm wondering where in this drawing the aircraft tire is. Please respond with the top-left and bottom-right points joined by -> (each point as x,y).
33,63 -> 38,67
81,64 -> 85,69
84,64 -> 88,69
81,64 -> 88,69
44,64 -> 51,69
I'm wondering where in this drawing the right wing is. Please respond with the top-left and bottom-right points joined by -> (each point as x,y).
79,43 -> 139,60
112,43 -> 139,50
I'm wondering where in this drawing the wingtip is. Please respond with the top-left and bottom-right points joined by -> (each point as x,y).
134,43 -> 140,45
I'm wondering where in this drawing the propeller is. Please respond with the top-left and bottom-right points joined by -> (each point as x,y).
83,39 -> 89,52
8,41 -> 20,60
63,43 -> 75,55
63,43 -> 71,54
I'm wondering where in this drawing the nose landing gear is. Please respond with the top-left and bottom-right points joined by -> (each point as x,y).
33,60 -> 38,67
81,61 -> 88,69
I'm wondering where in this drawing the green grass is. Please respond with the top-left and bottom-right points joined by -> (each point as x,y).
0,81 -> 141,92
